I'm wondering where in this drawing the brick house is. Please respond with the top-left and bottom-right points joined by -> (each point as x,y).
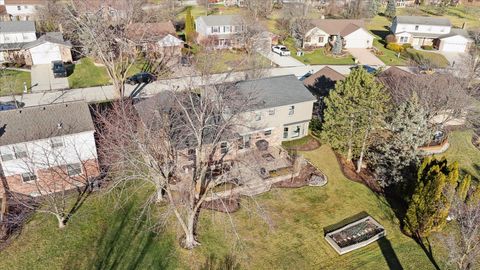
0,102 -> 100,197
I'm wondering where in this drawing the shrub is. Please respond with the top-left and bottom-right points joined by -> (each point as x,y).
386,43 -> 405,53
385,34 -> 397,44
402,43 -> 412,49
421,45 -> 434,50
310,118 -> 322,134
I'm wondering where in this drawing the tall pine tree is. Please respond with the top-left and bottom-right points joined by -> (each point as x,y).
185,8 -> 195,44
321,67 -> 389,167
403,157 -> 459,237
384,0 -> 396,18
370,94 -> 431,186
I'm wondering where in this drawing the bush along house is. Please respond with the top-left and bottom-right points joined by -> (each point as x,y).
0,102 -> 100,197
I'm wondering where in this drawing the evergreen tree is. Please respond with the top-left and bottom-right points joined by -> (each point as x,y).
403,157 -> 459,237
457,175 -> 472,202
384,0 -> 396,18
321,67 -> 389,166
370,94 -> 430,186
185,8 -> 195,44
332,35 -> 343,55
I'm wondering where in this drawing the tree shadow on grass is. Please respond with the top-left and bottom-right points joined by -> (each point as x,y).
67,202 -> 177,270
377,237 -> 404,270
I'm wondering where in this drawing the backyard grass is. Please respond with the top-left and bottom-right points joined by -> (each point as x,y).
441,129 -> 480,180
0,69 -> 31,96
0,145 -> 450,269
284,38 -> 356,65
195,50 -> 272,73
67,58 -> 110,89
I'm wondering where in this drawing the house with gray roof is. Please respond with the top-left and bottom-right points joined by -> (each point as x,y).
195,14 -> 244,49
0,102 -> 100,197
390,16 -> 472,52
235,75 -> 316,145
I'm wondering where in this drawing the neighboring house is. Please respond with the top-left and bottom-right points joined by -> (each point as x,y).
303,66 -> 345,97
235,75 -> 316,146
126,21 -> 184,66
0,21 -> 72,65
2,0 -> 45,21
390,16 -> 473,52
0,102 -> 100,197
195,14 -> 244,49
224,0 -> 245,6
304,19 -> 374,49
0,5 -> 9,21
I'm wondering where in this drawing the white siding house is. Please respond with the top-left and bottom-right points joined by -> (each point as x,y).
195,15 -> 244,49
390,16 -> 472,52
304,19 -> 374,49
0,20 -> 36,44
0,102 -> 100,197
3,0 -> 45,20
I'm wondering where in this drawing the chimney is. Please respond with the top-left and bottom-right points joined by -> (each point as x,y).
57,123 -> 63,129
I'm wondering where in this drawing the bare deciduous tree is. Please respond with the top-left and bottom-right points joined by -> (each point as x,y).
244,0 -> 274,20
97,73 -> 258,249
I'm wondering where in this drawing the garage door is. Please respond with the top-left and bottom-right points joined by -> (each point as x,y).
442,42 -> 466,52
345,39 -> 369,48
30,43 -> 62,65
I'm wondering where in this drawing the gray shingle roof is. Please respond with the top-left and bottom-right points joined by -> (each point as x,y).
235,75 -> 316,110
439,28 -> 472,39
395,16 -> 451,26
23,32 -> 72,49
196,15 -> 242,26
0,102 -> 95,146
0,21 -> 35,33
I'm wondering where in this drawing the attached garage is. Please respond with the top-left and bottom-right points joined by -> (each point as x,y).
439,35 -> 470,53
343,28 -> 374,49
29,42 -> 62,65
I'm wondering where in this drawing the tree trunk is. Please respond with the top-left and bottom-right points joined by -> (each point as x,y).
356,126 -> 371,173
182,213 -> 200,249
56,215 -> 66,229
155,187 -> 164,203
347,116 -> 355,161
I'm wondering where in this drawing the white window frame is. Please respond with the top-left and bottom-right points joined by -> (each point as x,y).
220,142 -> 228,154
264,130 -> 272,136
415,25 -> 419,31
22,172 -> 37,183
51,137 -> 64,149
268,109 -> 275,115
400,36 -> 408,43
0,148 -> 14,162
67,163 -> 82,177
255,112 -> 262,121
288,106 -> 295,116
292,126 -> 301,138
14,145 -> 27,159
283,127 -> 289,139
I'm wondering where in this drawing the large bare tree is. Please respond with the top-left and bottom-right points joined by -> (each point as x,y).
96,73 -> 258,249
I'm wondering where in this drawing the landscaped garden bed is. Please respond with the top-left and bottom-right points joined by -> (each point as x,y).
272,161 -> 327,188
325,215 -> 386,255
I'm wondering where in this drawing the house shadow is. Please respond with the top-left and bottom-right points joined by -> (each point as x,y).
377,237 -> 404,270
66,63 -> 76,77
129,83 -> 148,99
66,202 -> 176,270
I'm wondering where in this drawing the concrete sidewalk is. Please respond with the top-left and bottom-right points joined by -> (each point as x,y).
261,51 -> 305,67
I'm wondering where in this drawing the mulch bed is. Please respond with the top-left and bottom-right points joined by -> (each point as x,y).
335,153 -> 383,194
286,137 -> 321,152
202,195 -> 241,213
272,162 -> 318,188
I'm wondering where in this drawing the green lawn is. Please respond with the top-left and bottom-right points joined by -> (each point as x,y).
195,50 -> 272,73
0,69 -> 31,96
284,38 -> 355,65
67,58 -> 110,89
441,130 -> 480,180
405,48 -> 450,68
0,144 -> 449,269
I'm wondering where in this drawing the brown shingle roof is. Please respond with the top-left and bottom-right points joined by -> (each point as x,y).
126,22 -> 176,42
0,102 -> 94,146
303,66 -> 345,88
310,19 -> 365,36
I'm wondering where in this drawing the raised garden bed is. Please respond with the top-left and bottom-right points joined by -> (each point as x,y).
325,215 -> 386,255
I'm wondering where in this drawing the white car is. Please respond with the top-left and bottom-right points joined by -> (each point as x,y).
272,45 -> 291,56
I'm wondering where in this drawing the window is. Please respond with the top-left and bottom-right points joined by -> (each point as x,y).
51,137 -> 64,148
318,36 -> 324,43
24,5 -> 28,8
283,127 -> 289,139
211,26 -> 220,33
255,112 -> 261,121
0,148 -> 13,162
400,36 -> 408,43
264,130 -> 272,136
415,25 -> 419,31
67,163 -> 82,176
17,6 -> 21,10
288,106 -> 295,115
220,142 -> 228,154
224,26 -> 230,33
4,36 -> 10,41
292,126 -> 301,138
14,145 -> 27,159
22,172 -> 37,182
305,37 -> 311,43
268,109 -> 275,115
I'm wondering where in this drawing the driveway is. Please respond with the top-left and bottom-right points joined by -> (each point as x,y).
348,48 -> 385,66
31,64 -> 69,93
261,52 -> 305,67
439,51 -> 465,67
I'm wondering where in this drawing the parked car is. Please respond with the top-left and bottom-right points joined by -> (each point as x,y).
126,72 -> 157,85
51,61 -> 67,78
272,45 -> 291,56
350,65 -> 377,74
0,100 -> 24,111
